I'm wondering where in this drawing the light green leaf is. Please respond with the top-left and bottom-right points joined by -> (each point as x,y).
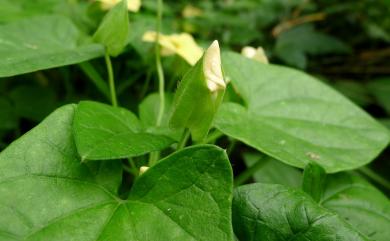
170,41 -> 225,142
139,92 -> 182,141
243,152 -> 302,188
73,101 -> 174,161
215,52 -> 390,173
321,173 -> 390,241
0,15 -> 104,77
233,183 -> 370,241
93,0 -> 129,57
0,106 -> 234,240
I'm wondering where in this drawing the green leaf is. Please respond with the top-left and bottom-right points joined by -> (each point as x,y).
0,106 -> 234,240
321,173 -> 390,241
139,92 -> 182,141
302,162 -> 326,202
170,41 -> 225,142
243,152 -> 302,188
73,101 -> 174,161
9,85 -> 58,122
215,52 -> 390,173
367,77 -> 390,115
0,97 -> 18,130
233,183 -> 370,241
275,24 -> 351,68
0,15 -> 104,77
93,0 -> 129,57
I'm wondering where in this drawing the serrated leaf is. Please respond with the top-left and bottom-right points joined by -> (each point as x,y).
321,173 -> 390,241
0,106 -> 233,240
93,0 -> 129,57
0,15 -> 104,77
215,52 -> 390,173
233,183 -> 370,241
73,101 -> 174,161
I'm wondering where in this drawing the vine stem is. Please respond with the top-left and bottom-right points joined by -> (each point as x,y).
104,51 -> 118,107
155,0 -> 165,126
177,129 -> 190,150
358,167 -> 390,190
234,156 -> 270,187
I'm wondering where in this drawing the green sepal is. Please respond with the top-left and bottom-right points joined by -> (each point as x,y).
93,0 -> 129,56
169,54 -> 225,142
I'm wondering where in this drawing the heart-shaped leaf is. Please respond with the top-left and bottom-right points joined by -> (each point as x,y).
0,15 -> 104,77
233,183 -> 369,241
321,173 -> 390,241
0,105 -> 234,240
73,101 -> 174,161
216,52 -> 390,173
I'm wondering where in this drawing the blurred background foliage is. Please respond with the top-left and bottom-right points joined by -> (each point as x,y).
0,0 -> 389,192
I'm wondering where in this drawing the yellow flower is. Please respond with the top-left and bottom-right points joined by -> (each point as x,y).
142,31 -> 204,66
98,0 -> 141,12
182,5 -> 203,18
241,46 -> 269,64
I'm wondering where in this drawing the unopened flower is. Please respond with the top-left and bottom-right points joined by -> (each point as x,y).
204,40 -> 225,92
98,0 -> 141,12
142,31 -> 204,66
241,46 -> 269,64
139,166 -> 149,174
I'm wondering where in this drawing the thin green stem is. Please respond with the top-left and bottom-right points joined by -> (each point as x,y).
148,152 -> 160,166
79,62 -> 111,101
155,0 -> 165,126
177,129 -> 190,150
205,130 -> 224,144
358,166 -> 390,190
234,156 -> 271,187
104,51 -> 118,107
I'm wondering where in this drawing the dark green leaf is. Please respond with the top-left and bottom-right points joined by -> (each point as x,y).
0,15 -> 104,77
0,106 -> 233,240
73,101 -> 174,161
302,162 -> 326,202
233,183 -> 369,241
243,152 -> 302,187
367,78 -> 390,115
93,0 -> 129,57
215,52 -> 390,173
321,173 -> 390,241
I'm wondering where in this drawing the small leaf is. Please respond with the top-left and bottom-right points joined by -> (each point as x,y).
0,15 -> 104,77
93,0 -> 129,56
302,162 -> 326,202
170,41 -> 225,142
243,152 -> 302,187
73,101 -> 174,161
215,52 -> 390,173
233,183 -> 370,241
0,106 -> 234,240
321,173 -> 390,241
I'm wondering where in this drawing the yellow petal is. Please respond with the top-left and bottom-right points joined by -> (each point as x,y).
142,31 -> 204,66
182,5 -> 203,18
241,46 -> 269,64
99,0 -> 141,12
204,40 -> 225,92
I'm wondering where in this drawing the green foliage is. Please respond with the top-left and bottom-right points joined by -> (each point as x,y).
0,0 -> 389,240
93,0 -> 130,57
0,105 -> 233,240
0,15 -> 104,77
215,52 -> 389,173
233,183 -> 369,241
73,101 -> 174,161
